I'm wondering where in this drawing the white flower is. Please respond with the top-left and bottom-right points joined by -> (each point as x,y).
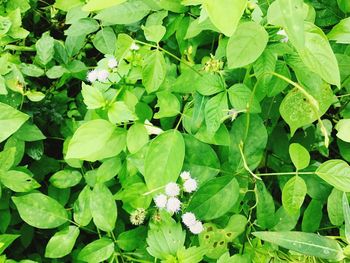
166,197 -> 181,213
107,58 -> 118,69
165,182 -> 180,197
87,70 -> 97,82
277,29 -> 288,43
182,212 -> 197,227
97,69 -> 109,82
144,120 -> 163,135
180,171 -> 191,181
130,208 -> 146,225
183,178 -> 197,193
130,42 -> 140,51
189,220 -> 204,234
154,194 -> 167,209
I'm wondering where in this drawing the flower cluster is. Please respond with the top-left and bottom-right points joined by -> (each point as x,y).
154,182 -> 181,213
182,212 -> 204,234
86,57 -> 118,83
180,171 -> 198,193
130,208 -> 147,226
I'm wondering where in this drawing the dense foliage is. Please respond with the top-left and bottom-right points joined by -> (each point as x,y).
1,0 -> 350,262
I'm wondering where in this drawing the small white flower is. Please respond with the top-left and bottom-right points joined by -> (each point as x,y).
165,182 -> 180,197
144,120 -> 163,135
97,69 -> 109,82
277,29 -> 288,43
182,212 -> 197,227
183,178 -> 197,193
130,42 -> 140,51
189,220 -> 204,234
107,58 -> 118,69
87,70 -> 97,82
154,194 -> 167,209
166,197 -> 181,213
180,171 -> 191,181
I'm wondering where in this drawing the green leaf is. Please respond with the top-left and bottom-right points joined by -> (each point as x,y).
35,32 -> 55,65
65,18 -> 99,36
77,238 -> 114,263
82,0 -> 127,12
336,119 -> 350,143
127,123 -> 149,154
142,50 -> 166,93
227,21 -> 268,69
117,226 -> 147,251
66,119 -> 126,162
279,83 -> 334,135
144,130 -> 185,192
327,188 -> 344,226
253,231 -> 345,261
13,122 -> 46,142
45,226 -> 80,258
92,27 -> 116,54
54,0 -> 84,11
154,91 -> 180,118
282,176 -> 307,214
289,143 -> 310,170
49,170 -> 82,189
19,63 -> 44,77
0,147 -> 16,171
0,170 -> 40,192
202,0 -> 247,36
81,83 -> 105,109
0,234 -> 20,254
187,175 -> 239,220
228,84 -> 261,113
108,101 -> 137,124
204,92 -> 227,134
143,25 -> 166,43
73,186 -> 92,226
316,159 -> 350,192
299,23 -> 340,87
12,193 -> 68,229
342,192 -> 350,243
0,102 -> 29,143
301,199 -> 323,232
96,157 -> 122,183
25,90 -> 45,102
90,183 -> 117,232
256,180 -> 275,229
95,0 -> 150,25
337,0 -> 350,13
328,18 -> 350,44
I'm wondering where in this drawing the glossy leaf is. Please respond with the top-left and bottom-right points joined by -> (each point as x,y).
289,143 -> 310,170
45,226 -> 80,258
282,176 -> 307,214
316,159 -> 350,192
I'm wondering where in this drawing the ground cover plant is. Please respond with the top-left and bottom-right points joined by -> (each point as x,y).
1,0 -> 350,262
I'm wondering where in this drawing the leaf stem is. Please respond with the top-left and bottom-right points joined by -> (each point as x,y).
239,141 -> 262,181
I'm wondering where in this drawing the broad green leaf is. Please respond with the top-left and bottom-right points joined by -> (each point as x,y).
328,17 -> 350,44
19,63 -> 44,77
256,180 -> 275,229
144,130 -> 185,192
65,18 -> 99,36
127,123 -> 149,154
176,246 -> 206,263
49,170 -> 82,189
187,175 -> 239,220
117,226 -> 147,251
229,114 -> 268,173
301,199 -> 323,232
73,186 -> 92,226
337,0 -> 350,13
327,188 -> 344,226
227,22 -> 268,69
273,207 -> 300,231
279,82 -> 334,135
35,32 -> 54,65
13,122 -> 46,142
289,143 -> 310,170
95,0 -> 150,25
77,238 -> 114,263
228,84 -> 261,113
12,193 -> 68,229
343,193 -> 350,243
0,170 -> 40,192
147,220 -> 185,260
282,176 -> 307,214
266,61 -> 291,97
336,119 -> 350,143
92,27 -> 116,54
45,226 -> 80,258
90,183 -> 117,232
0,147 -> 16,171
66,119 -> 126,162
154,91 -> 180,118
143,25 -> 166,43
0,75 -> 7,95
54,0 -> 84,11
253,231 -> 345,261
108,101 -> 137,124
316,159 -> 350,192
204,92 -> 227,134
183,135 -> 220,184
81,83 -> 105,109
96,157 -> 121,183
142,50 -> 166,93
0,102 -> 29,143
0,234 -> 20,254
115,182 -> 152,209
82,0 -> 126,11
25,90 -> 45,102
202,0 -> 247,36
299,23 -> 340,87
